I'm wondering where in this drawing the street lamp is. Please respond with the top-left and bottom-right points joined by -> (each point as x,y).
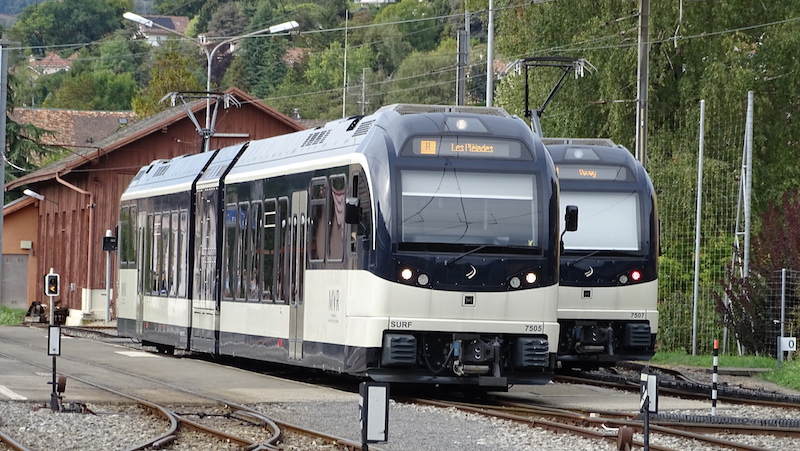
23,189 -> 45,201
123,12 -> 299,151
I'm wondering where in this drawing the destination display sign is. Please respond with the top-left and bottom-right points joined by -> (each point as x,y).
556,164 -> 633,181
406,137 -> 526,159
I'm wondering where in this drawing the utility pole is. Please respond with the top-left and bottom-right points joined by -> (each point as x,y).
0,40 -> 8,293
343,11 -> 348,118
359,68 -> 369,115
456,30 -> 468,105
635,0 -> 650,167
486,0 -> 494,107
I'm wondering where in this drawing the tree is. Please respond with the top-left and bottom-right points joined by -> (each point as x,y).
154,0 -> 205,17
43,70 -> 138,110
237,1 -> 290,98
95,30 -> 152,83
9,0 -> 131,55
205,2 -> 249,90
132,42 -> 204,117
715,190 -> 800,355
373,0 -> 444,54
4,67 -> 65,202
386,40 -> 456,105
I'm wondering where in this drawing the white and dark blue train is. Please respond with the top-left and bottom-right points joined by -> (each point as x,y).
543,138 -> 658,368
117,104 -> 572,388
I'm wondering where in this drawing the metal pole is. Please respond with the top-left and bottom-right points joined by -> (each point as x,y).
361,68 -> 367,115
743,91 -> 754,277
692,100 -> 705,355
779,268 -> 786,368
51,354 -> 58,411
343,11 -> 348,118
486,0 -> 494,107
123,13 -> 297,152
48,267 -> 55,325
0,40 -> 9,293
635,0 -> 650,166
205,49 -> 212,152
456,30 -> 467,106
105,229 -> 112,323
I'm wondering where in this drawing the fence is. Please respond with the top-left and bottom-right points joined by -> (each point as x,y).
649,96 -> 746,355
765,269 -> 800,356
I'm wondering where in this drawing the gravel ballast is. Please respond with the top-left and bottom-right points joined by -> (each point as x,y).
2,399 -> 800,451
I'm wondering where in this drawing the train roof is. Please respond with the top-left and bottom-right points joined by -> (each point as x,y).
121,104 -> 541,196
121,151 -> 217,200
225,104 -> 532,185
195,143 -> 251,190
543,138 -> 640,167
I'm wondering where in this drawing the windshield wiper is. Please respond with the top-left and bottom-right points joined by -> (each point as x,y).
566,249 -> 639,266
566,250 -> 601,267
445,245 -> 488,266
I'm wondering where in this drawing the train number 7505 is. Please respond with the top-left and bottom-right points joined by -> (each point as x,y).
525,324 -> 544,333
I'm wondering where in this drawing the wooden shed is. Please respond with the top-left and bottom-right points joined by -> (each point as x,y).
3,87 -> 305,323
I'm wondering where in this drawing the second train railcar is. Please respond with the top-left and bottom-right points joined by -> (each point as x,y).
544,138 -> 658,368
118,104 -> 570,388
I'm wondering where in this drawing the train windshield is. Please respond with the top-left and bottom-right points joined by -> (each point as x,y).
400,170 -> 539,246
560,190 -> 641,251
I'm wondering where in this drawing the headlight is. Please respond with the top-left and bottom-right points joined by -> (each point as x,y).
509,276 -> 521,289
401,268 -> 413,281
525,272 -> 537,284
417,273 -> 429,285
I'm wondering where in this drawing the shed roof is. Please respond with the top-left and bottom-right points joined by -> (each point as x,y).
5,87 -> 305,191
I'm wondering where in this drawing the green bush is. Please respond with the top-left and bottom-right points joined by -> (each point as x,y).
0,306 -> 26,326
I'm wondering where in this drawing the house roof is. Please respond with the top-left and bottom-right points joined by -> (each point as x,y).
5,87 -> 306,191
140,15 -> 190,36
28,52 -> 78,73
2,195 -> 35,217
10,109 -> 138,150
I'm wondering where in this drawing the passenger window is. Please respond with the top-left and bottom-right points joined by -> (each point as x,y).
309,178 -> 328,262
262,199 -> 277,303
328,175 -> 346,262
276,197 -> 289,304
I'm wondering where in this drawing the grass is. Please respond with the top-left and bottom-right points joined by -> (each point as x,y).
0,306 -> 26,326
758,360 -> 800,391
652,351 -> 800,392
651,351 -> 777,369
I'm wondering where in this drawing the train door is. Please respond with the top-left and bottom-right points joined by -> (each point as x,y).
288,190 -> 307,360
191,189 -> 219,354
135,210 -> 148,336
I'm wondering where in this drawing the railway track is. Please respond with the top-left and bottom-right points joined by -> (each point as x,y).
5,326 -> 800,450
390,362 -> 800,451
400,393 -> 800,450
0,329 -> 367,451
555,362 -> 800,408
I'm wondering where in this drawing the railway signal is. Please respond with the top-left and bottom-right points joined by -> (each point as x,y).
45,272 -> 60,297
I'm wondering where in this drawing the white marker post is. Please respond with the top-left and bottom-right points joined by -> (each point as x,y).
778,336 -> 797,369
359,382 -> 389,450
640,368 -> 658,451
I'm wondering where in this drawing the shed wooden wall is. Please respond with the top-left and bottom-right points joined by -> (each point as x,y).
28,103 -> 303,311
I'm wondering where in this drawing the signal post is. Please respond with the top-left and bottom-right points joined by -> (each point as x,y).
45,268 -> 62,411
